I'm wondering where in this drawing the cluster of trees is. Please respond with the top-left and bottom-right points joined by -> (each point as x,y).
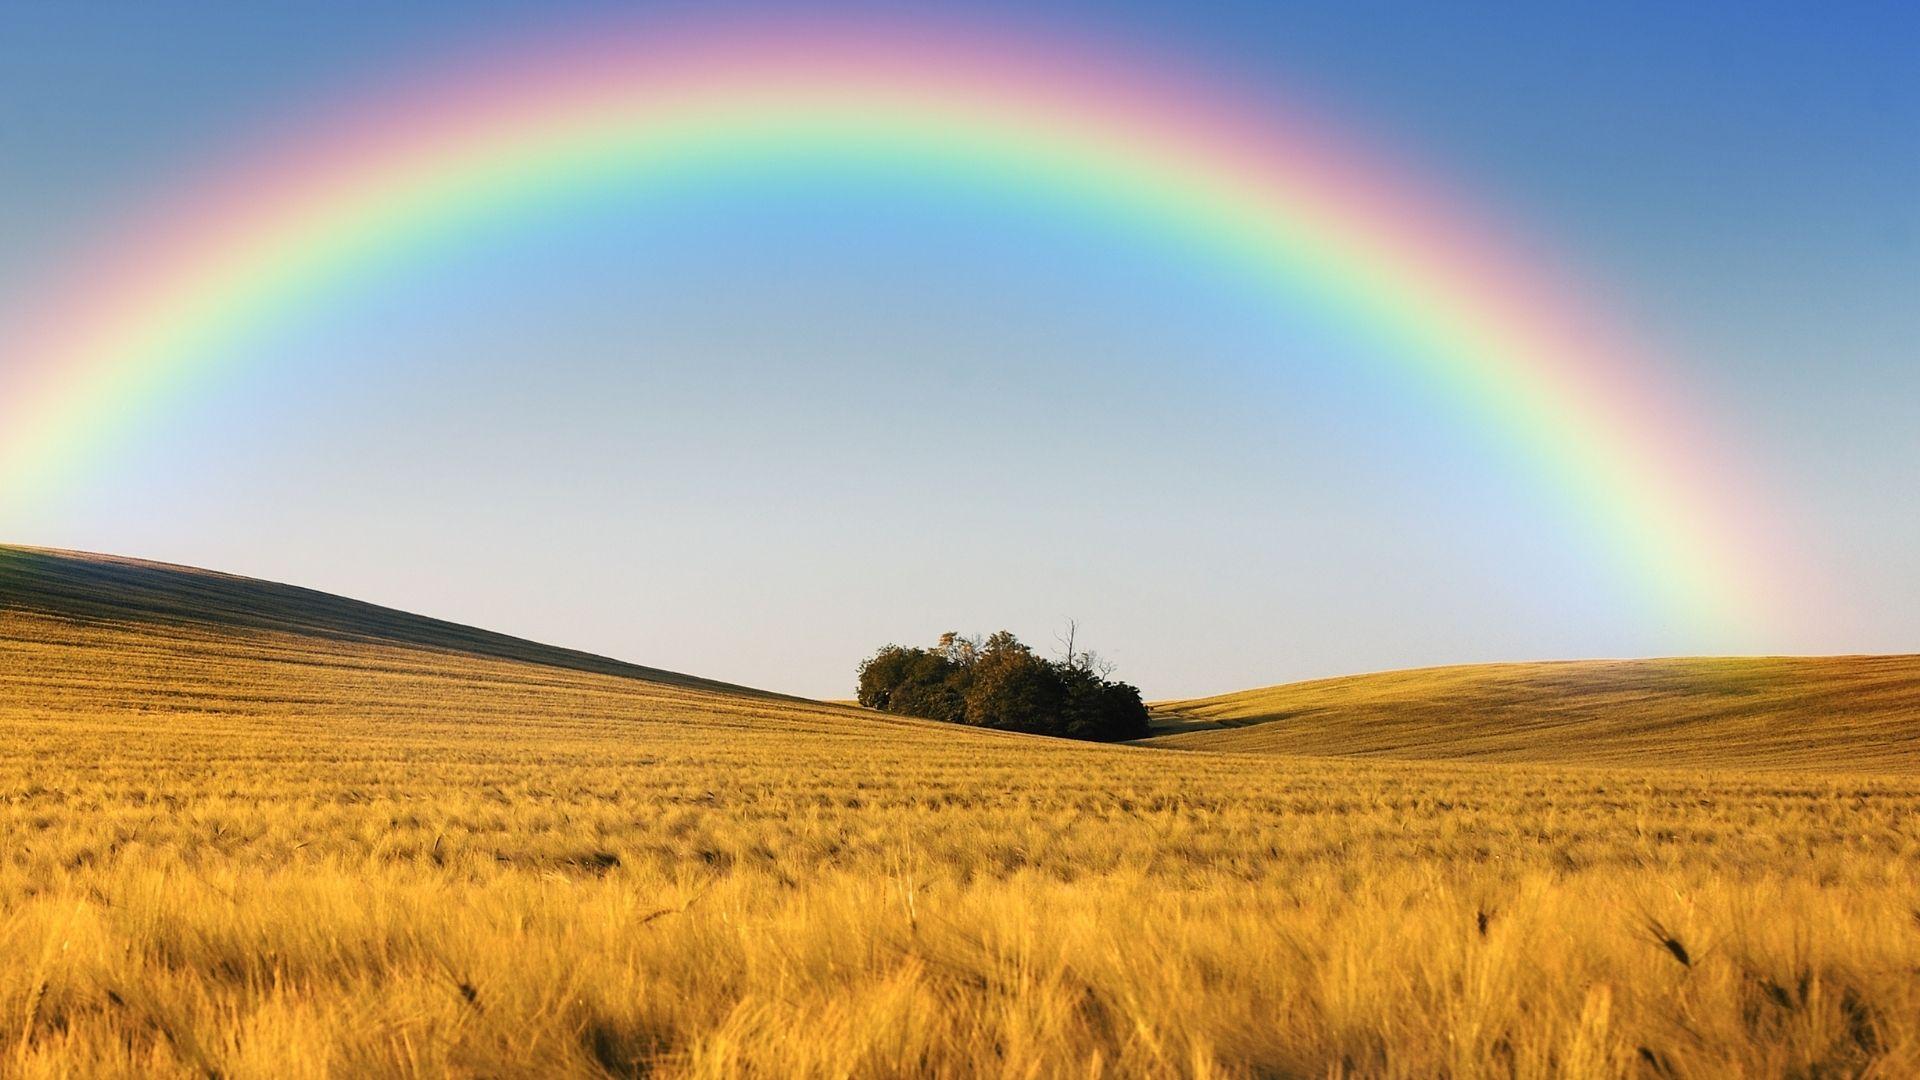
856,625 -> 1149,742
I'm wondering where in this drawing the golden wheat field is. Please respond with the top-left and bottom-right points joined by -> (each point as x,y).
3,545 -> 1919,1078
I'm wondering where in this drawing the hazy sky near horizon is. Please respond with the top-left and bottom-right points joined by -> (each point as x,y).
0,1 -> 1914,698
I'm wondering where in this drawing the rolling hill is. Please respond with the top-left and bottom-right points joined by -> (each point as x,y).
0,543 -> 933,741
1146,655 -> 1920,770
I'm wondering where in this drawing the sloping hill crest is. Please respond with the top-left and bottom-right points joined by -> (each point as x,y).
0,545 -> 920,741
1146,656 -> 1920,771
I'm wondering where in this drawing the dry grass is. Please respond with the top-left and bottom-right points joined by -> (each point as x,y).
1147,656 -> 1920,771
3,545 -> 1919,1077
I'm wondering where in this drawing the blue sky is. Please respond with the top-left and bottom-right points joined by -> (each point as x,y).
0,1 -> 1914,697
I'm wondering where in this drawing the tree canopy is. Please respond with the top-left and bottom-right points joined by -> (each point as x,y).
856,629 -> 1149,741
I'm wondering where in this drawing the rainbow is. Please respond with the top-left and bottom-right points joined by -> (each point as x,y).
0,13 -> 1776,632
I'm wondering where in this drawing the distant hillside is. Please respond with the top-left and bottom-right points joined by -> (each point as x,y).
8,545 -> 1915,773
1144,657 -> 1920,771
0,545 -> 935,741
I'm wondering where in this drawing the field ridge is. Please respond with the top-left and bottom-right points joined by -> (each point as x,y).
1146,655 -> 1920,771
0,543 -> 773,695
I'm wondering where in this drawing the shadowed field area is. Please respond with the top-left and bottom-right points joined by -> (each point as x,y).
3,545 -> 1918,1077
1146,656 -> 1920,771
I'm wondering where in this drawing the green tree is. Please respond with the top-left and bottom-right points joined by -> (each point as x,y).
855,644 -> 963,722
856,627 -> 1149,741
963,641 -> 1066,735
